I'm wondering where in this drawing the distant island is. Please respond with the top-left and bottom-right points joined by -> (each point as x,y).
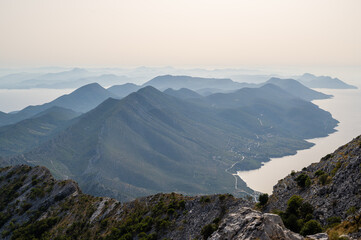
297,73 -> 357,89
0,67 -> 357,90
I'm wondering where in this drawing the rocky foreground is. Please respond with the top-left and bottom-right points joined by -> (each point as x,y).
0,135 -> 360,240
266,135 -> 361,239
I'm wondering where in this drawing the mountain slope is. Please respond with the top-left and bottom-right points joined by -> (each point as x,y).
0,83 -> 114,127
8,87 -> 246,201
298,73 -> 357,89
163,88 -> 202,100
265,135 -> 361,239
199,84 -> 337,139
265,78 -> 332,101
0,107 -> 80,156
107,83 -> 141,98
4,86 -> 338,202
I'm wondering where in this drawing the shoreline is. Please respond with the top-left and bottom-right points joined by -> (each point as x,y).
236,88 -> 361,194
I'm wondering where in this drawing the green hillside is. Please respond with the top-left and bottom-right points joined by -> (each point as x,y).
3,85 -> 337,201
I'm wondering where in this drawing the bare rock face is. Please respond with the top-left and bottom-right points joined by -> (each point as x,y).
210,207 -> 303,240
267,135 -> 361,225
306,233 -> 329,240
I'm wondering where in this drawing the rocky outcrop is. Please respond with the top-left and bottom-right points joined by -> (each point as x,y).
0,165 -> 300,240
0,165 -> 80,239
210,207 -> 302,240
267,135 -> 361,225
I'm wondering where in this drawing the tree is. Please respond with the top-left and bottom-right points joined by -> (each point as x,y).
258,193 -> 269,206
286,195 -> 303,216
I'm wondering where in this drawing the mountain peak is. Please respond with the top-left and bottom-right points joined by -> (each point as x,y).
265,77 -> 332,101
76,82 -> 103,91
136,85 -> 162,96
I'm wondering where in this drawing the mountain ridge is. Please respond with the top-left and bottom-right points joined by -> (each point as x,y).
298,73 -> 357,89
2,85 -> 338,202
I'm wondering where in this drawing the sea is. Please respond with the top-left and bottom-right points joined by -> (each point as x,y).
237,88 -> 361,194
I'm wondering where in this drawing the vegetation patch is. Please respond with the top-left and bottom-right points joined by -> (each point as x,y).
277,195 -> 322,236
295,173 -> 311,188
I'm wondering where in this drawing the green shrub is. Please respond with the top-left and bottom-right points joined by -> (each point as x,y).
315,170 -> 325,176
299,202 -> 314,218
200,196 -> 211,203
331,161 -> 342,176
327,216 -> 341,227
284,213 -> 301,232
12,217 -> 59,239
178,200 -> 186,209
296,174 -> 311,188
287,195 -> 303,215
201,223 -> 217,239
167,208 -> 175,216
258,193 -> 269,206
218,194 -> 226,201
280,195 -> 317,234
321,154 -> 332,161
300,220 -> 322,236
346,206 -> 356,215
20,202 -> 32,214
319,173 -> 329,185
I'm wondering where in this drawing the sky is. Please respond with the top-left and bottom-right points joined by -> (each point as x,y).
0,0 -> 360,68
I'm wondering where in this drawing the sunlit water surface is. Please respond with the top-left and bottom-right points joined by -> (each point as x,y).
0,88 -> 74,113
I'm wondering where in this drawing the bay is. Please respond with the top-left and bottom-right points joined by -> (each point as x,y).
237,88 -> 361,194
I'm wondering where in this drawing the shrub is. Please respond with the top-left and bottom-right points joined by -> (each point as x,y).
327,216 -> 341,227
287,195 -> 303,215
300,220 -> 322,236
218,194 -> 226,201
319,173 -> 329,185
11,217 -> 59,239
20,202 -> 32,214
167,208 -> 175,216
258,193 -> 269,206
201,223 -> 217,239
321,154 -> 332,161
346,206 -> 356,215
284,213 -> 301,233
299,202 -> 314,218
200,196 -> 211,203
280,195 -> 317,234
315,170 -> 325,176
296,173 -> 311,188
178,200 -> 186,209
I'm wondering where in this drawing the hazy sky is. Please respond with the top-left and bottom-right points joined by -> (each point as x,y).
0,0 -> 360,67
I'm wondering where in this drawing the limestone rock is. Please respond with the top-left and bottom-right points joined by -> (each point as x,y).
210,207 -> 303,240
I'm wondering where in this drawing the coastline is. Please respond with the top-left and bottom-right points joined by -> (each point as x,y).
236,88 -> 361,194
